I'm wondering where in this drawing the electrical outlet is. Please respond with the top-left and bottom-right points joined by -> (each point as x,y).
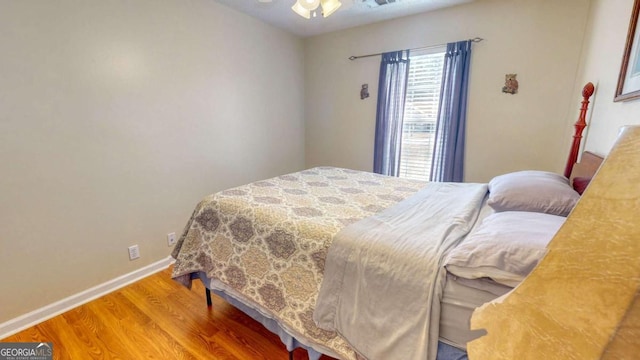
167,232 -> 176,247
128,245 -> 140,260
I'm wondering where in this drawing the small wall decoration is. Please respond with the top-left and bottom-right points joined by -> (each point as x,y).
502,74 -> 519,94
615,0 -> 640,102
360,84 -> 369,99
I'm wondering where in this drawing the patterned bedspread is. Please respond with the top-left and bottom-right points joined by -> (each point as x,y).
171,167 -> 425,359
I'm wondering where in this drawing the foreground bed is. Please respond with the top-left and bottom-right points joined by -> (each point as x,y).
172,168 -> 428,359
171,84 -> 600,359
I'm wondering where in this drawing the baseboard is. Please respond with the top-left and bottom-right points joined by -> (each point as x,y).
0,256 -> 175,339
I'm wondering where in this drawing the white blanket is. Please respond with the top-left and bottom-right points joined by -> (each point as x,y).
314,182 -> 488,360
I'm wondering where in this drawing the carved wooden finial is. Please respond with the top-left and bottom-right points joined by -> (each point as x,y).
564,82 -> 595,179
582,82 -> 595,98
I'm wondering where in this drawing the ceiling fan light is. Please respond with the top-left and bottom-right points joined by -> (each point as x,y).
320,0 -> 342,17
298,0 -> 320,10
292,2 -> 311,19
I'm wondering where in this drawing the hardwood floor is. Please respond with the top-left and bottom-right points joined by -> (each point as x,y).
2,267 -> 337,360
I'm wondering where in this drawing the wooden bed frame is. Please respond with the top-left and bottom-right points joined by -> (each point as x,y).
570,151 -> 603,181
199,82 -> 604,360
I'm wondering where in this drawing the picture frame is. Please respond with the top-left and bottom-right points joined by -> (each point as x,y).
615,0 -> 640,102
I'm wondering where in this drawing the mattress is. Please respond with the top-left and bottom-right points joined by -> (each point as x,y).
439,273 -> 513,349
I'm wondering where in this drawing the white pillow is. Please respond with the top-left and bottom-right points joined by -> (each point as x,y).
445,211 -> 565,287
487,170 -> 580,216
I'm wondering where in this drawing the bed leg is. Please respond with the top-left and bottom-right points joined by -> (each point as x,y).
205,288 -> 212,307
288,350 -> 294,360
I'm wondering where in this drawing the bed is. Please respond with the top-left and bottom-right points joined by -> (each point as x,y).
171,83 -> 602,360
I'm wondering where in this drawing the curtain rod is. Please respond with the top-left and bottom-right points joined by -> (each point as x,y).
348,37 -> 484,61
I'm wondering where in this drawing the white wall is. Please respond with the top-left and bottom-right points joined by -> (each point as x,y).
569,0 -> 640,154
304,0 -> 591,182
0,0 -> 304,323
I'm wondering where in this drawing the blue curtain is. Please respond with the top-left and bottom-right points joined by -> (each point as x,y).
430,40 -> 472,182
373,50 -> 410,176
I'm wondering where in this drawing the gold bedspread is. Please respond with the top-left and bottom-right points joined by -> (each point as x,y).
171,167 -> 425,358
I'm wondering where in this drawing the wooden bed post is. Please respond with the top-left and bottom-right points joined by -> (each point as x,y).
564,82 -> 595,178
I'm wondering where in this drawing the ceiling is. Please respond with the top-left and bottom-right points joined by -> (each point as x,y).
214,0 -> 474,38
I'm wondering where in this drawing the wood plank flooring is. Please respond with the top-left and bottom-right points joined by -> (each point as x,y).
2,267 -> 337,360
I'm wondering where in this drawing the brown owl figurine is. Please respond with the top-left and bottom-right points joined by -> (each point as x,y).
502,74 -> 518,94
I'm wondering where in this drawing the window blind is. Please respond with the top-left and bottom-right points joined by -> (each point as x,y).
398,50 -> 445,181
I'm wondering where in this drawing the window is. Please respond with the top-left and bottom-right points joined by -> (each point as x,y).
398,48 -> 445,181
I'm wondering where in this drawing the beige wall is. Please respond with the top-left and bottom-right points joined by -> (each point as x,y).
0,1 -> 304,323
304,0 -> 591,182
569,0 -> 640,155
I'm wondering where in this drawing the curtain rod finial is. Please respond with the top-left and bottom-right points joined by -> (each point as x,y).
349,56 -> 357,60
